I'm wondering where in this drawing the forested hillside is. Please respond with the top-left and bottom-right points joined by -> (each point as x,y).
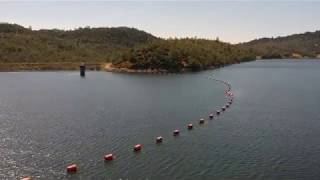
0,23 -> 156,63
239,31 -> 320,59
1,23 -> 318,72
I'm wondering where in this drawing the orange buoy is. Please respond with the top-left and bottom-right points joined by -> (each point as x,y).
199,118 -> 205,124
134,144 -> 142,151
156,136 -> 163,143
21,177 -> 32,180
173,129 -> 180,136
209,113 -> 214,119
67,164 -> 77,173
104,154 -> 114,161
187,123 -> 193,130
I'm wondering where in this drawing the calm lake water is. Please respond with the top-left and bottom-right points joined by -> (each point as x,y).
1,60 -> 320,180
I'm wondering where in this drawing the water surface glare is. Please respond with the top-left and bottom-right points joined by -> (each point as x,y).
0,60 -> 320,179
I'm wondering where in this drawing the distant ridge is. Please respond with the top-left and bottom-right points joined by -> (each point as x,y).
238,31 -> 320,59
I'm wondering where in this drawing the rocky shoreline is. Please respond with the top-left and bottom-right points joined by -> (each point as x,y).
104,63 -> 169,73
103,63 -> 225,74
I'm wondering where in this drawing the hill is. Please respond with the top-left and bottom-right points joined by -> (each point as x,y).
238,31 -> 320,59
0,23 -> 256,71
4,23 -> 320,72
0,23 -> 156,64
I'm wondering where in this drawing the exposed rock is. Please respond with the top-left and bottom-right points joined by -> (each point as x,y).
291,53 -> 303,59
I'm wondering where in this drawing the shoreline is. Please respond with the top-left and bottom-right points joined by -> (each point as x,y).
0,62 -> 220,73
0,62 -> 104,72
0,58 -> 319,73
103,63 -> 222,74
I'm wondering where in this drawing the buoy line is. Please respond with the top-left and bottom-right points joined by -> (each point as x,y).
71,74 -> 234,176
21,74 -> 235,179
